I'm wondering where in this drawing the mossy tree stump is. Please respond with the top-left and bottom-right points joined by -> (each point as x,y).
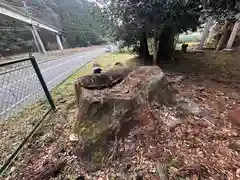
74,66 -> 175,137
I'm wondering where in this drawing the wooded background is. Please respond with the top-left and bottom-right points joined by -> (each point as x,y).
0,0 -> 106,56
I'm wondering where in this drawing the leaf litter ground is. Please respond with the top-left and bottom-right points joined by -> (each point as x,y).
4,54 -> 240,180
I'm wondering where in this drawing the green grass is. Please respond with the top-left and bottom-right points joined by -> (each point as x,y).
53,52 -> 135,94
178,32 -> 202,43
67,53 -> 133,80
176,32 -> 202,50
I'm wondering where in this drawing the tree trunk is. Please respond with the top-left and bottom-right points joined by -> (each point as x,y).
139,33 -> 150,64
216,19 -> 232,51
153,30 -> 158,65
226,21 -> 239,49
199,17 -> 213,49
157,26 -> 175,62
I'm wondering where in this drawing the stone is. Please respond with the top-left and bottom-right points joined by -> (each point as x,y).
228,106 -> 240,125
177,98 -> 201,116
167,75 -> 184,84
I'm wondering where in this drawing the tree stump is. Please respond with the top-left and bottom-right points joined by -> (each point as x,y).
73,66 -> 177,169
73,66 -> 175,137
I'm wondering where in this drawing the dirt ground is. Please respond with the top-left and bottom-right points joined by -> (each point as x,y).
3,51 -> 240,180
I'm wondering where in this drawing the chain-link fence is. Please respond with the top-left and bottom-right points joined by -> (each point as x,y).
0,57 -> 55,174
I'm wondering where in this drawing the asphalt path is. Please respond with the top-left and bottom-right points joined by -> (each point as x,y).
40,47 -> 105,89
0,47 -> 106,120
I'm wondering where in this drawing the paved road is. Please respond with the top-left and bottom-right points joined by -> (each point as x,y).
40,47 -> 105,90
0,47 -> 106,120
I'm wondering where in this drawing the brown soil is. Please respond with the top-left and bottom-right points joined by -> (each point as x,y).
5,55 -> 240,180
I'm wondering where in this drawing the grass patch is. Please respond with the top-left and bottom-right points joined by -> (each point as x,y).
67,52 -> 134,80
178,32 -> 201,42
53,52 -> 135,95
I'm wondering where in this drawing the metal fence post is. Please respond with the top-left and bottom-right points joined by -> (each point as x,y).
30,57 -> 56,110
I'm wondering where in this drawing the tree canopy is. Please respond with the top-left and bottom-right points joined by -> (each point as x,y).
202,0 -> 240,20
28,0 -> 107,47
97,0 -> 239,63
98,0 -> 203,63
